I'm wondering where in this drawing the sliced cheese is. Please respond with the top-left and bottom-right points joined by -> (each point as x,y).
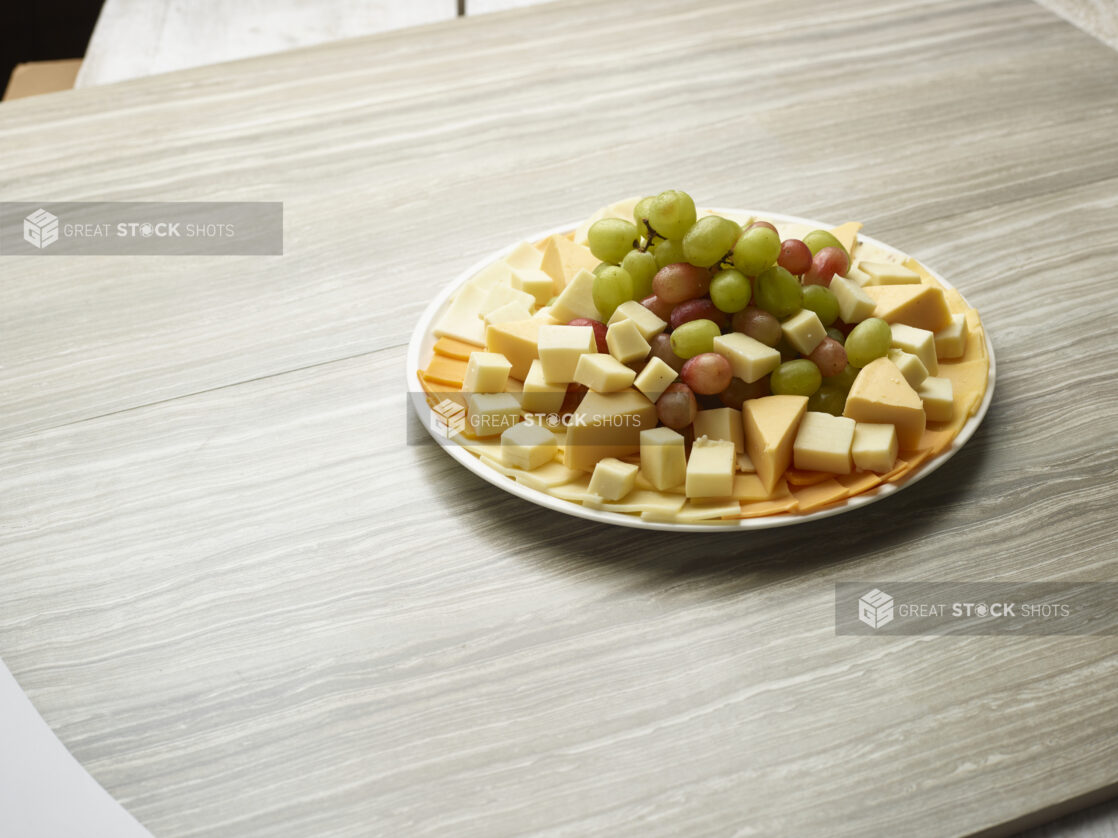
829,221 -> 862,255
549,268 -> 601,323
743,395 -> 809,495
865,283 -> 953,332
563,388 -> 657,472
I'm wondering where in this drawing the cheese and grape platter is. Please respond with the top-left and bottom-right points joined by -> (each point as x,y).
407,191 -> 994,531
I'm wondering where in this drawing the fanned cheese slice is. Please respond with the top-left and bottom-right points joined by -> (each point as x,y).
829,221 -> 862,254
790,478 -> 850,513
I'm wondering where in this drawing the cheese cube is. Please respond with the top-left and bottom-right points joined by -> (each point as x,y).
573,353 -> 637,393
563,389 -> 657,471
859,261 -> 921,285
886,348 -> 929,388
504,241 -> 544,271
549,268 -> 601,322
890,323 -> 939,375
538,324 -> 596,383
842,357 -> 925,450
484,300 -> 533,325
793,412 -> 856,474
865,284 -> 953,332
685,437 -> 736,498
501,421 -> 558,470
712,332 -> 780,383
852,423 -> 898,473
466,393 -> 521,437
485,319 -> 542,380
639,426 -> 687,490
693,406 -> 745,453
934,312 -> 969,360
917,376 -> 955,422
521,359 -> 567,414
743,395 -> 809,494
588,457 -> 639,501
781,309 -> 826,355
633,356 -> 678,402
462,351 -> 512,394
605,318 -> 650,364
830,275 -> 877,324
511,267 -> 555,306
607,300 -> 668,340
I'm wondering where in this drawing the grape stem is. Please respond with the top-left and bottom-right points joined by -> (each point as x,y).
638,218 -> 662,252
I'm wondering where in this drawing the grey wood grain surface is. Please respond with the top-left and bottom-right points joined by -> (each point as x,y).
2,0 -> 1117,835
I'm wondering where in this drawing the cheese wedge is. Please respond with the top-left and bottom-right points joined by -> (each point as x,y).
829,221 -> 862,255
843,357 -> 926,450
485,318 -> 542,379
549,268 -> 601,323
865,284 -> 953,332
539,234 -> 601,291
742,395 -> 809,494
563,388 -> 657,471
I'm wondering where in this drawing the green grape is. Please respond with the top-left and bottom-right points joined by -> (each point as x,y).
682,215 -> 740,267
709,269 -> 752,313
648,190 -> 697,240
825,327 -> 846,344
669,318 -> 721,359
823,364 -> 858,391
592,266 -> 633,320
754,266 -> 802,318
802,229 -> 848,258
654,238 -> 686,268
593,262 -> 610,276
587,218 -> 639,264
802,284 -> 839,326
844,317 -> 891,368
620,248 -> 657,299
808,384 -> 847,416
633,196 -> 655,238
732,226 -> 781,275
770,359 -> 822,396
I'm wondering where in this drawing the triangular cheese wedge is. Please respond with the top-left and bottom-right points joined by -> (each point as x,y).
829,221 -> 862,255
742,395 -> 809,494
539,234 -> 601,292
484,318 -> 542,379
549,268 -> 601,324
843,358 -> 926,449
864,283 -> 952,332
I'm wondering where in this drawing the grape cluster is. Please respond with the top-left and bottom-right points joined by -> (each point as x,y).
583,190 -> 892,430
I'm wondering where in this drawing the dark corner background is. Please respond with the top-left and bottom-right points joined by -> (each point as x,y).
1,0 -> 103,88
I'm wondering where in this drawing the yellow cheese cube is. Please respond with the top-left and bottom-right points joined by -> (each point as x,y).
865,283 -> 953,332
521,359 -> 567,414
685,437 -> 736,499
917,376 -> 954,422
607,300 -> 668,340
511,267 -> 556,305
712,332 -> 781,383
504,241 -> 544,271
484,300 -> 533,325
573,353 -> 637,393
852,422 -> 898,473
842,357 -> 926,450
605,318 -> 651,363
934,312 -> 969,360
588,457 -> 639,501
886,348 -> 929,388
633,356 -> 678,402
859,261 -> 921,285
466,393 -> 521,437
693,406 -> 745,453
890,323 -> 939,375
549,268 -> 601,323
501,421 -> 558,470
781,309 -> 826,355
793,411 -> 856,474
743,395 -> 809,494
563,388 -> 657,471
485,318 -> 542,379
538,324 -> 596,383
462,351 -> 512,394
829,275 -> 877,323
639,426 -> 687,490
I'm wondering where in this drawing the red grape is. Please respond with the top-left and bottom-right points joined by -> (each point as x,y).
777,238 -> 812,275
808,337 -> 847,376
649,333 -> 686,372
566,317 -> 608,353
803,246 -> 850,287
670,297 -> 729,331
652,262 -> 711,303
680,352 -> 733,395
656,382 -> 698,429
560,383 -> 587,415
640,294 -> 675,322
731,306 -> 782,347
744,220 -> 778,235
719,375 -> 771,409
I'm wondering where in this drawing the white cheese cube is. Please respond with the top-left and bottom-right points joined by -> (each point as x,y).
605,318 -> 650,364
484,300 -> 533,325
852,422 -> 898,473
685,437 -> 736,498
886,348 -> 929,388
712,332 -> 780,383
573,353 -> 637,393
830,275 -> 877,324
501,421 -> 558,470
859,261 -> 921,285
633,356 -> 678,402
462,351 -> 512,394
538,324 -> 596,383
793,411 -> 856,474
510,267 -> 554,306
781,309 -> 826,356
549,268 -> 601,323
934,312 -> 969,360
917,376 -> 954,422
607,300 -> 668,340
588,457 -> 639,501
466,393 -> 521,437
504,241 -> 544,271
890,323 -> 939,375
639,427 -> 687,490
693,406 -> 745,453
520,359 -> 567,414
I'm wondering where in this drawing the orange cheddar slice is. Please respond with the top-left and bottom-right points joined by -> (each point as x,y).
433,336 -> 483,360
422,355 -> 469,387
733,496 -> 800,518
791,478 -> 850,513
785,468 -> 834,487
836,471 -> 883,495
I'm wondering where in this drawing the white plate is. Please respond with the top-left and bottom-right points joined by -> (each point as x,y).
407,209 -> 996,532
